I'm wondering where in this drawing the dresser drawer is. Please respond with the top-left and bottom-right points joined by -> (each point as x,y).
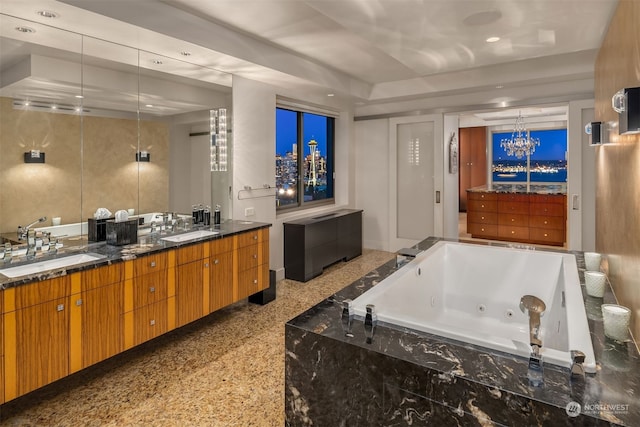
530,194 -> 565,204
498,225 -> 529,240
498,201 -> 529,215
237,230 -> 261,248
133,300 -> 168,345
134,252 -> 168,276
468,223 -> 497,237
529,216 -> 565,230
468,200 -> 497,213
132,271 -> 169,309
467,192 -> 497,202
529,203 -> 564,217
238,244 -> 260,271
467,211 -> 497,225
529,228 -> 565,244
498,193 -> 529,203
498,213 -> 529,227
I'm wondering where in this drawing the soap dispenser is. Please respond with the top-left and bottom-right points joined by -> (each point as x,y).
203,206 -> 211,226
214,204 -> 221,225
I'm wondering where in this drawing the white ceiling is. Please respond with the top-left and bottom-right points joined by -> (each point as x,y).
0,0 -> 619,119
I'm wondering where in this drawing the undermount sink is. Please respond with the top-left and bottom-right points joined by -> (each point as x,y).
0,253 -> 106,279
160,230 -> 219,243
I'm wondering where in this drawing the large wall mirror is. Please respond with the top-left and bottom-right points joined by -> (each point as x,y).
0,14 -> 232,243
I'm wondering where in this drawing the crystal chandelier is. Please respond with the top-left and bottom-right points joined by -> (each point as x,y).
500,112 -> 540,159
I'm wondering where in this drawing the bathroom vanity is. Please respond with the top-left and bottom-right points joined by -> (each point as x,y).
466,185 -> 567,246
0,221 -> 270,403
286,237 -> 640,426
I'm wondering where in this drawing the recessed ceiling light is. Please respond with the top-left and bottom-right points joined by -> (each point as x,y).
180,51 -> 192,57
495,85 -> 504,89
15,26 -> 36,33
486,36 -> 500,43
75,95 -> 84,99
152,59 -> 163,65
327,93 -> 335,97
36,10 -> 58,18
145,104 -> 154,108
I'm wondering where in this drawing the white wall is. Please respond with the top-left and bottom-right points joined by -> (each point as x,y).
231,75 -> 355,279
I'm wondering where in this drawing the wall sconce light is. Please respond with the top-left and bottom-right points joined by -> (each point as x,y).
136,151 -> 150,162
585,121 -> 609,145
612,86 -> 640,135
210,108 -> 228,172
24,150 -> 45,163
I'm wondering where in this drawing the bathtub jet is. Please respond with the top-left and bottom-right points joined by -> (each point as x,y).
351,241 -> 596,374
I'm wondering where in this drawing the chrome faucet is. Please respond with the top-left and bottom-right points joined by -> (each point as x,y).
18,216 -> 47,240
570,350 -> 586,379
3,243 -> 12,262
341,299 -> 354,337
520,295 -> 547,386
364,304 -> 377,344
25,229 -> 37,258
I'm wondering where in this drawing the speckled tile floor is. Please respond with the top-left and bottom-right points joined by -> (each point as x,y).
0,249 -> 395,427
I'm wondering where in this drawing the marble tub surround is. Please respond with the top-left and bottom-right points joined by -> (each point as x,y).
0,249 -> 396,426
0,220 -> 270,289
286,237 -> 640,426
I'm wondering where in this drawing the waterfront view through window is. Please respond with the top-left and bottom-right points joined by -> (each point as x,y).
492,128 -> 567,183
276,107 -> 334,209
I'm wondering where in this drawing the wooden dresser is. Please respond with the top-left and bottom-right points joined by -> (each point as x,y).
466,190 -> 566,246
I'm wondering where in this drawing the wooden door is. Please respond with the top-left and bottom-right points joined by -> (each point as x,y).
210,251 -> 234,311
79,282 -> 124,368
459,127 -> 487,211
176,260 -> 204,327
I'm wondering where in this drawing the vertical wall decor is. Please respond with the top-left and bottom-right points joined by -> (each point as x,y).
448,131 -> 458,174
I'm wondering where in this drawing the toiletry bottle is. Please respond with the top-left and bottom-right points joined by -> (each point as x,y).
214,204 -> 221,225
192,205 -> 199,224
203,206 -> 211,226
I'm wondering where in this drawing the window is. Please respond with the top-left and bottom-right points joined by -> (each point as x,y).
492,128 -> 567,183
276,107 -> 334,209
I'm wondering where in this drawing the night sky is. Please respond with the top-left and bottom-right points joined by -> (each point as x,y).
492,128 -> 567,161
276,108 -> 328,157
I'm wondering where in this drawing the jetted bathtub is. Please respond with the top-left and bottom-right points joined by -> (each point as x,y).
352,241 -> 596,373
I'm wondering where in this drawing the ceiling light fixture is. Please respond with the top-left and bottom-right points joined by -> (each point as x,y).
486,36 -> 500,43
145,104 -> 154,108
15,26 -> 36,33
500,112 -> 540,159
75,95 -> 84,99
36,10 -> 58,18
327,93 -> 335,97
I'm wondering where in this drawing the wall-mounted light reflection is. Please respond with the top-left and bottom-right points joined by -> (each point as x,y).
210,108 -> 227,172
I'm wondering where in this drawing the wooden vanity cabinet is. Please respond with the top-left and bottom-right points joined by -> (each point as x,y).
466,192 -> 498,238
74,263 -> 125,370
2,276 -> 71,401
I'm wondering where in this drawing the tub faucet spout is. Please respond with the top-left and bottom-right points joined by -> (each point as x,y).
570,350 -> 586,379
364,304 -> 377,344
341,299 -> 354,337
519,295 -> 546,348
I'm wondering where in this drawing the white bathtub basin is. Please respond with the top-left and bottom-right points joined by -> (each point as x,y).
161,230 -> 219,243
352,241 -> 596,373
0,253 -> 105,278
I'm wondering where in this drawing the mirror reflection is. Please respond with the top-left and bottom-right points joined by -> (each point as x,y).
0,14 -> 232,246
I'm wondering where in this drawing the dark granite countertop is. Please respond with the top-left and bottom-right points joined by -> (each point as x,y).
467,184 -> 567,194
287,237 -> 640,426
0,220 -> 271,289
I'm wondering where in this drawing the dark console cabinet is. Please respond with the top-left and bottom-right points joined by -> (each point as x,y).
284,209 -> 363,282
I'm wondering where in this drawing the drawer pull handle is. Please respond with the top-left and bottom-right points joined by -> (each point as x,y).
150,261 -> 156,268
481,228 -> 485,232
150,287 -> 155,293
253,279 -> 258,284
481,204 -> 485,208
544,233 -> 549,237
253,235 -> 258,240
57,304 -> 65,312
511,218 -> 515,222
214,259 -> 220,264
76,299 -> 83,306
481,216 -> 485,220
205,263 -> 209,268
544,221 -> 548,224
253,254 -> 258,259
511,231 -> 515,234
150,319 -> 156,326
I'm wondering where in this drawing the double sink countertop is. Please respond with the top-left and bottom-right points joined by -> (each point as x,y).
0,220 -> 271,289
467,184 -> 567,194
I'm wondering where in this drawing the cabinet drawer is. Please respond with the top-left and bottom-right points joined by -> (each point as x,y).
82,263 -> 125,291
498,201 -> 529,215
134,252 -> 168,276
498,193 -> 529,203
132,271 -> 168,309
467,211 -> 497,225
133,300 -> 168,345
529,216 -> 565,230
529,203 -> 564,217
211,236 -> 233,254
529,228 -> 565,244
467,200 -> 497,213
468,223 -> 497,237
498,225 -> 529,240
238,244 -> 260,271
530,194 -> 565,204
498,213 -> 529,227
238,267 -> 260,300
237,230 -> 261,248
14,276 -> 72,310
176,243 -> 204,265
467,192 -> 497,201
